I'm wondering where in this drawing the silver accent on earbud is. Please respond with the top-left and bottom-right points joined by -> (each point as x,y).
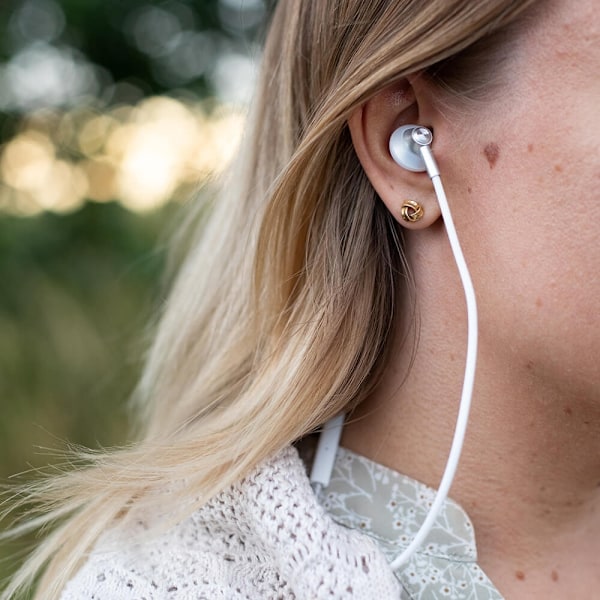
411,127 -> 433,146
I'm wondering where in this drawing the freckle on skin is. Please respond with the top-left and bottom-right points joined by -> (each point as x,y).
563,406 -> 573,416
551,570 -> 559,582
527,143 -> 534,153
535,297 -> 543,308
554,164 -> 563,172
483,143 -> 500,168
515,571 -> 525,581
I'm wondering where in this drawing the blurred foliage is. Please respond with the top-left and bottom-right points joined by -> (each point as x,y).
0,0 -> 269,115
0,0 -> 272,470
0,0 -> 264,215
0,201 -> 177,476
0,0 -> 272,591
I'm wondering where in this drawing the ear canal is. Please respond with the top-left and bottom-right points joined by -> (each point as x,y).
389,124 -> 428,172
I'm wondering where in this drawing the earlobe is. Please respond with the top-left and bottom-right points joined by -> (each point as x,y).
348,82 -> 442,229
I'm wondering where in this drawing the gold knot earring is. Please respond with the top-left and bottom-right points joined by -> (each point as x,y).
400,199 -> 424,223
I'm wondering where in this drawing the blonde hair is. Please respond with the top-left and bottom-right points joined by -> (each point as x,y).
2,1 -> 538,597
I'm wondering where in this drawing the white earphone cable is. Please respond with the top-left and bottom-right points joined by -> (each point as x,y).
389,151 -> 478,569
310,130 -> 479,573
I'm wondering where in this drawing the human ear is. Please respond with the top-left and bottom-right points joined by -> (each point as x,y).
348,80 -> 442,229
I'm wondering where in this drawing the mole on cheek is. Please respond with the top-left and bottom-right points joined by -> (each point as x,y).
483,143 -> 500,168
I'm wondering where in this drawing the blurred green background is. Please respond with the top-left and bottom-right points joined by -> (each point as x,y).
0,0 -> 269,589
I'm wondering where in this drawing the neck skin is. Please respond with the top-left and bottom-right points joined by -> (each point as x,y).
341,221 -> 600,598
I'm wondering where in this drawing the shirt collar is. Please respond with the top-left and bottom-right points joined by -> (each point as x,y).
318,446 -> 477,561
317,447 -> 504,599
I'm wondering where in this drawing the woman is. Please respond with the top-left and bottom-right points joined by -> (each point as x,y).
3,0 -> 599,598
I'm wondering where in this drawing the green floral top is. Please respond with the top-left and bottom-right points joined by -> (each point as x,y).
317,447 -> 504,599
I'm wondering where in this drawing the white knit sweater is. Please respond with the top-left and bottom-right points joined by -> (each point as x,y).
61,446 -> 401,599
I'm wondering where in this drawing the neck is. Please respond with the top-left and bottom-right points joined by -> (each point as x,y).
342,228 -> 600,597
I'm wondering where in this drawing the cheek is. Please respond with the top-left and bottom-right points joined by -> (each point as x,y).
457,139 -> 600,393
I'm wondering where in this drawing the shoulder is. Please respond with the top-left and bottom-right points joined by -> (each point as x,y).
61,447 -> 400,599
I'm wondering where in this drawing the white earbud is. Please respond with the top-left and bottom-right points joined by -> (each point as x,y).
389,124 -> 432,172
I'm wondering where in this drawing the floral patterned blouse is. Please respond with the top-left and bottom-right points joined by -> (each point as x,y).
316,447 -> 504,599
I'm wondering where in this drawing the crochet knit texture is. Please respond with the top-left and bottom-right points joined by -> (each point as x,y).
61,446 -> 401,599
